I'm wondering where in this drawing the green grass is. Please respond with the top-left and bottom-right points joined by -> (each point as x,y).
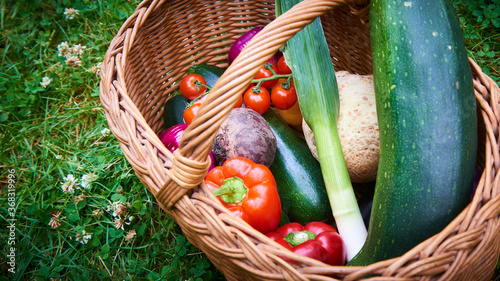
0,0 -> 225,280
454,0 -> 500,84
0,0 -> 498,280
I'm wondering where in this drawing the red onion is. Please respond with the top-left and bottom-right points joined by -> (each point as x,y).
228,27 -> 281,66
158,124 -> 215,171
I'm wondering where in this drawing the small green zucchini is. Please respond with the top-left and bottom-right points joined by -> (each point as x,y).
263,109 -> 333,225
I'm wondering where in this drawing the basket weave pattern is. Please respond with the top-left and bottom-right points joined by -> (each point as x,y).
99,0 -> 500,279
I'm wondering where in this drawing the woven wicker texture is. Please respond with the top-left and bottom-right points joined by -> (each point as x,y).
99,0 -> 500,280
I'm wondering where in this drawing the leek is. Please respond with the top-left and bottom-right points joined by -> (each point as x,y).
276,0 -> 367,260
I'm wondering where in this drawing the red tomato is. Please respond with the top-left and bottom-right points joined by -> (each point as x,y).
183,103 -> 201,124
271,79 -> 297,110
234,94 -> 243,108
179,74 -> 207,100
254,63 -> 279,89
277,55 -> 292,75
244,87 -> 270,114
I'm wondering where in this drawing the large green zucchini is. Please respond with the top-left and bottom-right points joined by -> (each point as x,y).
349,0 -> 477,265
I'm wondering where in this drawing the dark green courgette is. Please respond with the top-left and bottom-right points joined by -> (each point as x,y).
263,109 -> 333,225
163,94 -> 190,129
349,0 -> 477,265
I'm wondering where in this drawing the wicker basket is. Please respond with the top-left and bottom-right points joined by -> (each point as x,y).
99,0 -> 500,279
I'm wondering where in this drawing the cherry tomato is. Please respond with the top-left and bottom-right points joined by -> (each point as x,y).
183,103 -> 201,124
277,55 -> 292,75
234,94 -> 244,108
244,87 -> 270,114
254,63 -> 278,90
271,79 -> 297,110
179,74 -> 207,100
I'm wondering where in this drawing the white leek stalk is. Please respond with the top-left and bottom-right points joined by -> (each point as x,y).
276,0 -> 367,260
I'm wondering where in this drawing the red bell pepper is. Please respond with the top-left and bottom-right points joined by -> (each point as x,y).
266,222 -> 346,266
205,157 -> 282,234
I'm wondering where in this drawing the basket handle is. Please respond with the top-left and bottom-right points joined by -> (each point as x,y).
156,0 -> 369,209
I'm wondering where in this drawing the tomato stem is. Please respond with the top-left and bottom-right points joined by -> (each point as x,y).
251,87 -> 261,94
185,72 -> 292,108
281,78 -> 291,90
250,73 -> 291,85
254,81 -> 264,92
265,62 -> 278,75
186,81 -> 211,107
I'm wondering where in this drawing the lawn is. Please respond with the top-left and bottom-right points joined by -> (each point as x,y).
0,0 -> 498,280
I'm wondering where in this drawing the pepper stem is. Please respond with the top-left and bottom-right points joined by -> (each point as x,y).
211,177 -> 247,204
284,230 -> 316,247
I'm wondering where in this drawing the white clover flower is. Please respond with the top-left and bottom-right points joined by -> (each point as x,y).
72,44 -> 86,56
107,201 -> 130,218
61,174 -> 79,193
48,211 -> 63,229
114,218 -> 125,230
65,55 -> 81,67
74,194 -> 86,204
76,230 -> 92,244
90,62 -> 102,75
92,209 -> 103,219
64,8 -> 79,20
48,216 -> 61,229
107,201 -> 121,216
114,217 -> 132,230
57,41 -> 71,57
125,230 -> 137,242
40,76 -> 52,88
81,173 -> 98,189
101,128 -> 111,137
